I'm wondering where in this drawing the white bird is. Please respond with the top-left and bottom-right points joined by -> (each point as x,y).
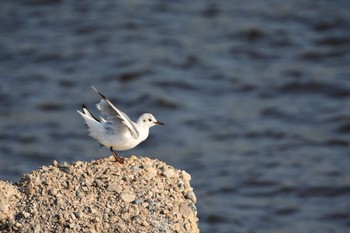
77,86 -> 164,163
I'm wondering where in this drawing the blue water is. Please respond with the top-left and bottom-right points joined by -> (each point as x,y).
1,1 -> 350,232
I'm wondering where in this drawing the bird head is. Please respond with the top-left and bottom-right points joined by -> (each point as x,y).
139,113 -> 164,128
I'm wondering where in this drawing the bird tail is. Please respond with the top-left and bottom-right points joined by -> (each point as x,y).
77,105 -> 104,141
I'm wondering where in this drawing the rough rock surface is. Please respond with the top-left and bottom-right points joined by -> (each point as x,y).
0,156 -> 199,232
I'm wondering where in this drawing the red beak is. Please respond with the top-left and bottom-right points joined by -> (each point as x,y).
155,121 -> 164,125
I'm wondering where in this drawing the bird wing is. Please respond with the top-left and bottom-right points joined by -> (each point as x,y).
91,86 -> 139,139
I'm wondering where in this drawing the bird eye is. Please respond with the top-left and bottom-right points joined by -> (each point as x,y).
148,119 -> 152,122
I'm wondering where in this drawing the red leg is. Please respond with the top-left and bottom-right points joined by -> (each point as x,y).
110,147 -> 125,164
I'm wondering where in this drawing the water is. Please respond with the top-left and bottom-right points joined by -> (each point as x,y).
1,0 -> 350,232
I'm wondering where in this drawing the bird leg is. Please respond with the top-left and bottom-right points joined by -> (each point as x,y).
110,147 -> 125,164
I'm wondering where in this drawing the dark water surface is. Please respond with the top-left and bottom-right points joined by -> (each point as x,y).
1,1 -> 350,232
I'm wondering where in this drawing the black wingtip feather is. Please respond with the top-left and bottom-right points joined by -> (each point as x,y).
91,85 -> 107,100
82,104 -> 101,123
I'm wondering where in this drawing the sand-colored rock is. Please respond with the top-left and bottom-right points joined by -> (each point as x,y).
0,155 -> 199,232
0,180 -> 23,229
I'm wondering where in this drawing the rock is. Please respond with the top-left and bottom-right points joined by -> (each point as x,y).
0,155 -> 199,232
22,211 -> 30,218
106,182 -> 122,193
181,170 -> 192,181
0,180 -> 22,224
162,168 -> 176,178
119,192 -> 136,203
24,182 -> 35,195
145,167 -> 157,177
52,160 -> 58,167
185,189 -> 197,203
134,198 -> 143,204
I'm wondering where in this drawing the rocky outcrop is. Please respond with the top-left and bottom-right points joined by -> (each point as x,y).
0,156 -> 199,232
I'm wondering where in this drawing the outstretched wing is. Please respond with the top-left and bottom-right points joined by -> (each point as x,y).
91,85 -> 139,139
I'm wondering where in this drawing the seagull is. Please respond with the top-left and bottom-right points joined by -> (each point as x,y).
77,86 -> 164,163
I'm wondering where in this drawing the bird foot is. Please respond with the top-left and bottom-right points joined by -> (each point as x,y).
110,147 -> 125,164
113,154 -> 125,164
